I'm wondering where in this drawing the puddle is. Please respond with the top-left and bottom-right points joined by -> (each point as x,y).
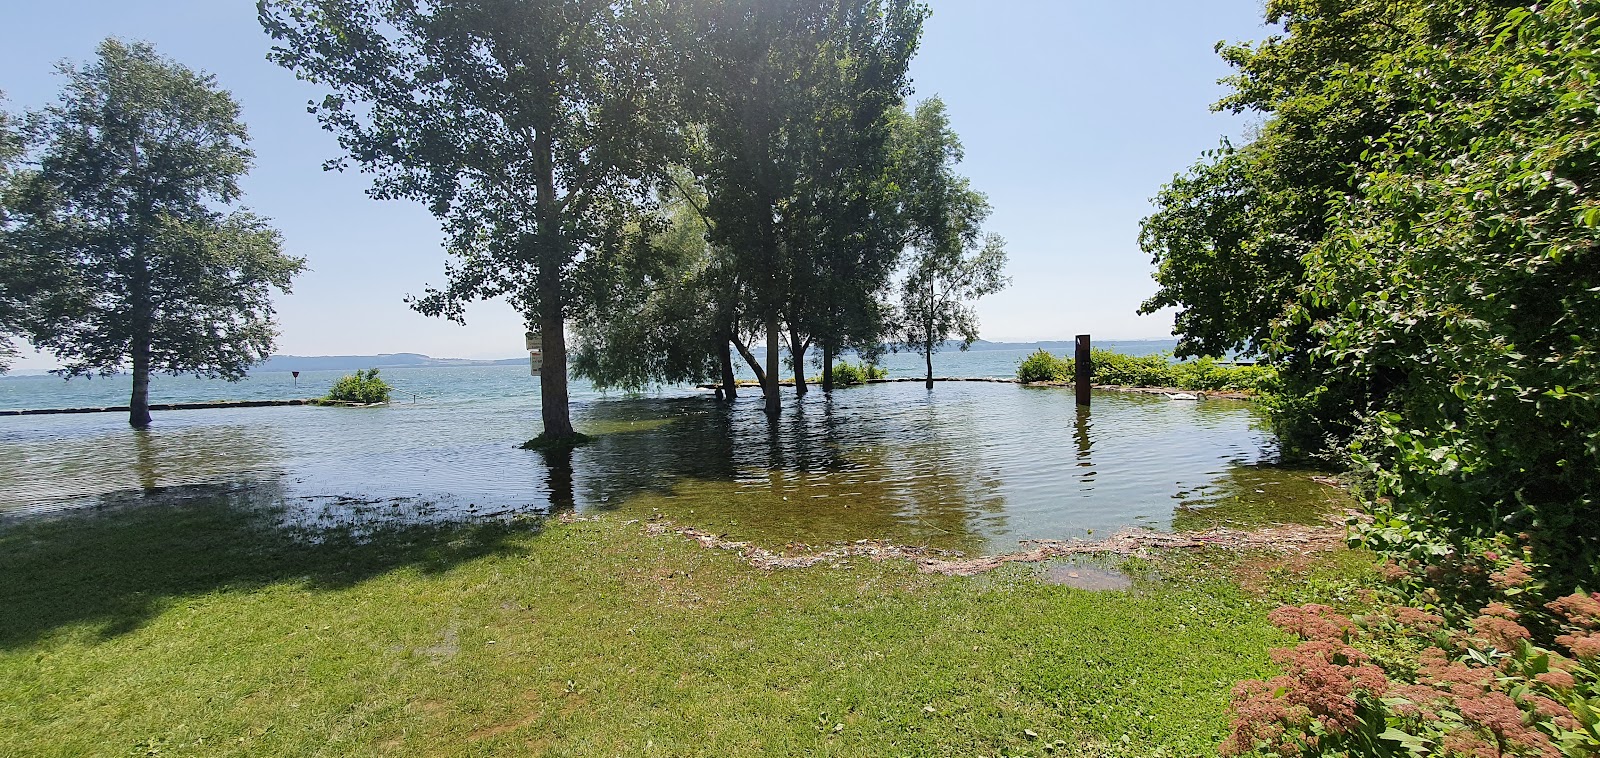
1042,560 -> 1137,591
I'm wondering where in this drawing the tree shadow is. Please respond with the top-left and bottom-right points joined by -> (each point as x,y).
0,479 -> 535,649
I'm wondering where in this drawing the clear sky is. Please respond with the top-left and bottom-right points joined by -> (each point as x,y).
0,1 -> 1271,370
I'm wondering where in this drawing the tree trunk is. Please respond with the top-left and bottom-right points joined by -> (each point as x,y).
765,315 -> 780,416
129,336 -> 152,427
538,295 -> 574,439
790,331 -> 808,396
129,246 -> 152,428
734,336 -> 767,389
719,338 -> 737,400
821,343 -> 834,393
924,338 -> 934,390
533,128 -> 575,441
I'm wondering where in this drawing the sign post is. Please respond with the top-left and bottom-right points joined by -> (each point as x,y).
1075,334 -> 1091,407
525,331 -> 543,377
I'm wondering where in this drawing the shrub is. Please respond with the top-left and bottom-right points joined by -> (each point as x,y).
1089,349 -> 1173,387
830,360 -> 887,387
324,368 -> 392,405
1223,540 -> 1600,758
1015,348 -> 1270,391
1017,349 -> 1070,383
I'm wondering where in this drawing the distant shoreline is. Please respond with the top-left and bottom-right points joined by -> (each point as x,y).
2,339 -> 1183,376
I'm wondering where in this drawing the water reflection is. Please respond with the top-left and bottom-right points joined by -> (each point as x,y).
0,384 -> 1344,551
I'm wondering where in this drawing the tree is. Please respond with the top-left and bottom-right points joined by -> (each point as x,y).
0,94 -> 25,372
6,40 -> 302,427
1144,0 -> 1600,584
892,98 -> 1007,389
260,0 -> 675,446
682,0 -> 924,415
570,184 -> 723,392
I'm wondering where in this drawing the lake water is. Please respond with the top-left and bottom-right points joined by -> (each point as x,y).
0,346 -> 1341,554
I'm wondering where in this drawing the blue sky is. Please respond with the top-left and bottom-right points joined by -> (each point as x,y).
1,1 -> 1271,369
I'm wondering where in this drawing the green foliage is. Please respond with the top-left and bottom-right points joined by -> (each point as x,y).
571,182 -> 721,392
1015,349 -> 1271,392
1017,349 -> 1069,383
1146,0 -> 1600,586
1226,537 -> 1600,758
323,368 -> 391,405
682,0 -> 928,408
893,98 -> 1009,383
3,40 -> 302,423
260,0 -> 676,438
827,360 -> 887,387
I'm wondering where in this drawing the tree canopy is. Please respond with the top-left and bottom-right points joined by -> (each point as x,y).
260,0 -> 678,443
1142,0 -> 1600,584
4,39 -> 302,426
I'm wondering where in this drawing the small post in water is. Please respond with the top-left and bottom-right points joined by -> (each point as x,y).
1075,334 -> 1091,407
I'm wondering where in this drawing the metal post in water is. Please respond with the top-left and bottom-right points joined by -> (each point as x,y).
1075,334 -> 1091,407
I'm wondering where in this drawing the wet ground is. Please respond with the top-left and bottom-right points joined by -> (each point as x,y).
0,377 -> 1345,554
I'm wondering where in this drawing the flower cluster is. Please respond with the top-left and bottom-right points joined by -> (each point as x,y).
1223,591 -> 1599,757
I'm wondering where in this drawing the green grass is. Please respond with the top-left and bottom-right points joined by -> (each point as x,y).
0,495 -> 1348,757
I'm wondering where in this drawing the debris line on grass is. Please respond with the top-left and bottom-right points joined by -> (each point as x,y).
602,513 -> 1347,577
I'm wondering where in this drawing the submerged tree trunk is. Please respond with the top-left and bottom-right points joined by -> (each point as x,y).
733,336 -> 767,390
129,247 -> 152,428
924,336 -> 934,390
719,338 -> 737,400
790,330 -> 808,396
129,337 -> 152,427
534,129 -> 575,441
764,315 -> 781,416
538,298 -> 574,439
821,343 -> 834,393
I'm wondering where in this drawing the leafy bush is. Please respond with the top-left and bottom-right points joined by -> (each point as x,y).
1088,349 -> 1173,387
324,368 -> 391,405
829,360 -> 887,387
1015,348 -> 1270,391
1017,349 -> 1069,383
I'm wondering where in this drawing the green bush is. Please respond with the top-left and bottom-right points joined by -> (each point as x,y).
829,360 -> 887,387
324,368 -> 392,405
1016,349 -> 1069,383
1087,349 -> 1172,387
1016,348 -> 1269,391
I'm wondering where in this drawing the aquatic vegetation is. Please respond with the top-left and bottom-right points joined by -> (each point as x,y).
1015,348 -> 1272,392
321,368 -> 391,405
1017,349 -> 1069,383
827,360 -> 887,387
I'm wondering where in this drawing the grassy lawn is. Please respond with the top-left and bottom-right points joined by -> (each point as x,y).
0,493 -> 1368,757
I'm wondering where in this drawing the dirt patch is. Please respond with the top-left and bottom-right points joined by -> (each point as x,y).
609,512 -> 1348,577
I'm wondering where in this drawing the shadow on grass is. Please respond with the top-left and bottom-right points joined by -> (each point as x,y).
0,481 -> 536,649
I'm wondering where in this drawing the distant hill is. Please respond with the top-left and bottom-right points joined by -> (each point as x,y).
957,338 -> 1176,353
255,353 -> 525,372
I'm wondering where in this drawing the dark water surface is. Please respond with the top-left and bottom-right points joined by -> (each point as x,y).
0,366 -> 1341,554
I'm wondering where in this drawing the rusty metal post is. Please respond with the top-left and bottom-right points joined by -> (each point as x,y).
1075,334 -> 1091,407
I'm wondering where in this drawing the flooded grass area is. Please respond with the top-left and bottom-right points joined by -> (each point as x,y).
0,495 -> 1351,757
0,377 -> 1377,756
0,380 -> 1346,553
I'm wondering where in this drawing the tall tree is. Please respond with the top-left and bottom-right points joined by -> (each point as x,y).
6,40 -> 302,427
682,0 -> 923,415
892,97 -> 1007,389
0,94 -> 26,373
260,0 -> 675,446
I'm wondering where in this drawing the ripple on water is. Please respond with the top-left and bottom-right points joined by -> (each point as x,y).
0,379 -> 1346,552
